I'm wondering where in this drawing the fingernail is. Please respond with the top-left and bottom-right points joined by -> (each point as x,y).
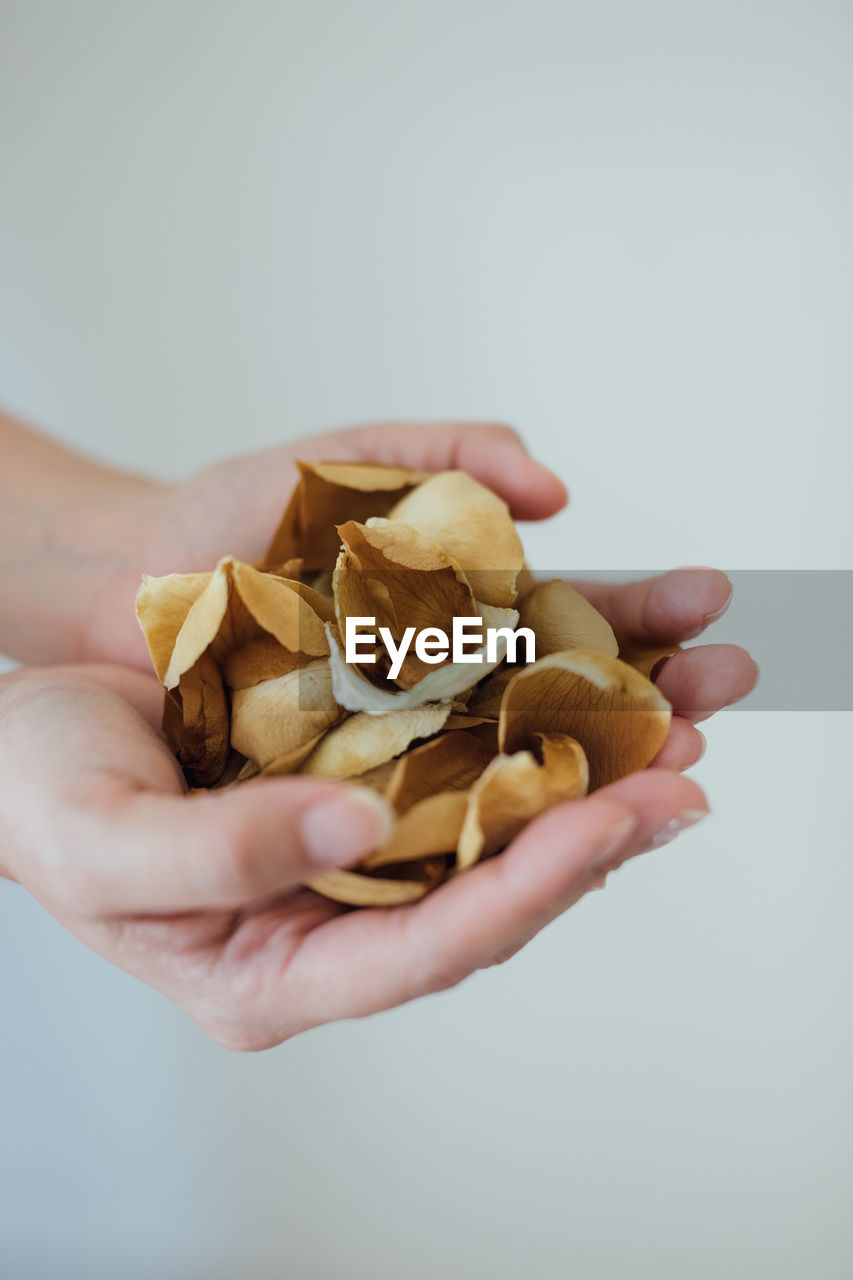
301,788 -> 395,866
649,807 -> 708,849
685,582 -> 733,639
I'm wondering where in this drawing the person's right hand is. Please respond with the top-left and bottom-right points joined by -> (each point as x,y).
0,663 -> 710,1051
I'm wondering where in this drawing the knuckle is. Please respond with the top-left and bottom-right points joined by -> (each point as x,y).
197,822 -> 260,904
481,940 -> 526,969
481,421 -> 523,447
416,960 -> 473,997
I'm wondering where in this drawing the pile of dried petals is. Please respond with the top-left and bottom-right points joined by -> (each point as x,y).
136,463 -> 678,906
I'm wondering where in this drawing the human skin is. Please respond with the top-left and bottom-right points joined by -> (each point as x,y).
0,412 -> 757,1047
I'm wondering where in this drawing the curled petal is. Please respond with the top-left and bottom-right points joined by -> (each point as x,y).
262,460 -> 426,573
382,730 -> 496,813
162,652 -> 230,788
136,571 -> 213,684
364,792 -> 468,868
519,579 -> 618,657
300,702 -> 452,779
231,660 -> 343,768
333,517 -> 476,689
307,860 -> 444,906
614,631 -> 682,680
389,471 -> 524,606
498,649 -> 671,790
457,733 -> 589,869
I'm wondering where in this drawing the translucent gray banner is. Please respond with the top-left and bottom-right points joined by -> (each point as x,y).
561,570 -> 852,711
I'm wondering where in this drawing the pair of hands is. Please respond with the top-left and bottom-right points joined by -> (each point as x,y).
0,421 -> 757,1049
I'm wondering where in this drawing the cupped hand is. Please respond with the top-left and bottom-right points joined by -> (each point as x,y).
78,419 -> 755,730
0,561 -> 754,1050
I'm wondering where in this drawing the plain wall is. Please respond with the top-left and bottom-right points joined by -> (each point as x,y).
1,3 -> 851,1277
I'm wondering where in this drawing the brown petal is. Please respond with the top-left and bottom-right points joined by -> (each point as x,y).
614,631 -> 682,680
498,650 -> 671,790
388,471 -> 524,606
262,460 -> 427,573
364,792 -> 468,867
457,733 -> 589,869
383,730 -> 496,813
162,652 -> 230,788
299,702 -> 452,779
230,660 -> 343,768
333,517 -> 476,689
306,866 -> 435,906
519,579 -> 618,657
466,665 -> 517,719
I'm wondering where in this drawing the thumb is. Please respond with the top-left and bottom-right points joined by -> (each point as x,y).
285,420 -> 569,521
60,777 -> 394,916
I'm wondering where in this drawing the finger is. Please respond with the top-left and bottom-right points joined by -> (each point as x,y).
653,644 -> 759,723
293,420 -> 568,520
573,568 -> 733,642
287,770 -> 708,1026
56,777 -> 394,917
648,716 -> 706,770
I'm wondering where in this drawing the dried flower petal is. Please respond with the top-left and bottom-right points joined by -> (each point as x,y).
333,517 -> 476,689
457,733 -> 589,869
162,652 -> 230,788
499,649 -> 671,790
306,855 -> 440,906
614,632 -> 682,680
299,702 -> 452,779
364,792 -> 468,867
519,579 -> 618,657
389,471 -> 524,606
262,461 -> 427,573
231,660 -> 343,768
382,730 -> 496,813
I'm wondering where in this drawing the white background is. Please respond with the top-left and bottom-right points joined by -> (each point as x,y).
0,2 -> 851,1276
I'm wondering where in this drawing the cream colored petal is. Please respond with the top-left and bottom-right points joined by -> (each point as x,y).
306,867 -> 433,906
519,579 -> 618,658
136,570 -> 214,684
441,712 -> 497,731
457,733 -> 589,869
223,635 -> 302,691
348,759 -> 400,792
161,560 -> 232,689
260,734 -> 328,776
300,702 -> 452,779
326,605 -> 519,714
230,560 -> 330,655
230,660 -> 342,768
261,460 -> 427,573
498,649 -> 671,791
364,792 -> 468,867
388,471 -> 524,606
